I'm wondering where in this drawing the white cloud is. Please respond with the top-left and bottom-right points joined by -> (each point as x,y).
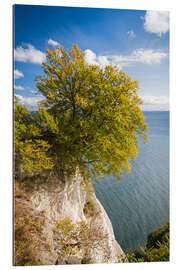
48,39 -> 59,47
127,30 -> 136,39
84,49 -> 111,67
14,85 -> 24,90
98,55 -> 110,66
141,95 -> 169,111
84,48 -> 167,68
84,49 -> 99,66
130,49 -> 167,64
30,90 -> 37,94
15,94 -> 44,109
143,11 -> 169,36
14,44 -> 46,64
14,69 -> 24,79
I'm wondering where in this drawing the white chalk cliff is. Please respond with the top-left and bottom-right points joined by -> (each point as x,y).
21,170 -> 126,265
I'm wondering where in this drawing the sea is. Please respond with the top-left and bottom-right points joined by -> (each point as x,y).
92,111 -> 169,251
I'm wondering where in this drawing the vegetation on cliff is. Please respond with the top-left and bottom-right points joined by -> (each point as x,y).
55,217 -> 108,264
125,222 -> 169,262
14,181 -> 50,266
15,44 -> 147,180
14,181 -> 113,265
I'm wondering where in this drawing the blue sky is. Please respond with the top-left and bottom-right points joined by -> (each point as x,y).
14,4 -> 169,110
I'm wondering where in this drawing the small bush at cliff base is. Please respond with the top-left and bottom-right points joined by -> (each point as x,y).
146,221 -> 169,249
15,44 -> 147,180
125,222 -> 169,262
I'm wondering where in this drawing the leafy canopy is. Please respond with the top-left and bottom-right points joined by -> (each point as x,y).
15,44 -> 148,179
14,99 -> 55,176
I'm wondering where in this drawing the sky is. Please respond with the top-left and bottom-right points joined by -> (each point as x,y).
13,4 -> 169,111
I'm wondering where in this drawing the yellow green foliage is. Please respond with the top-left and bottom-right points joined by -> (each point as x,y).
15,44 -> 147,179
56,217 -> 108,262
34,44 -> 148,179
56,218 -> 89,259
14,100 -> 55,177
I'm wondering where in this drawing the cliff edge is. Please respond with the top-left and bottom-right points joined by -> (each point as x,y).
14,170 -> 126,265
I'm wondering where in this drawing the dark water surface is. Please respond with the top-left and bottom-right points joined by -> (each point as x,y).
92,111 -> 169,251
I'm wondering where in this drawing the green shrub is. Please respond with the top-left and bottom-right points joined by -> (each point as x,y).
147,222 -> 169,249
125,222 -> 169,263
56,217 -> 108,263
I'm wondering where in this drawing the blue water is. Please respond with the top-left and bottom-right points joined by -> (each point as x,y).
92,111 -> 169,251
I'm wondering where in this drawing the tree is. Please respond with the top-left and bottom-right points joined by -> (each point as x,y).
35,44 -> 147,179
15,44 -> 148,180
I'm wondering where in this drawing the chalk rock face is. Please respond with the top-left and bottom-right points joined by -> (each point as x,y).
22,171 -> 87,223
21,170 -> 126,265
87,193 -> 125,263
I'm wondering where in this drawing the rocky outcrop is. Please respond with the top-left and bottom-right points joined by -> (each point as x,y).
20,169 -> 126,265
